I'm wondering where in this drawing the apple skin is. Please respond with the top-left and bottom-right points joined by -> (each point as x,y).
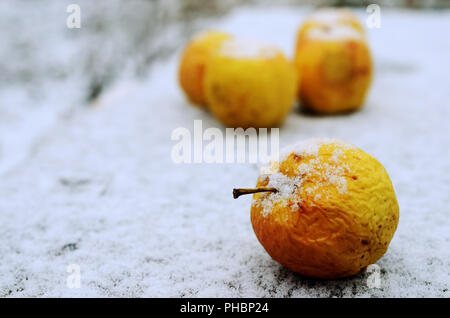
294,9 -> 372,114
178,31 -> 232,107
251,140 -> 399,279
296,7 -> 365,47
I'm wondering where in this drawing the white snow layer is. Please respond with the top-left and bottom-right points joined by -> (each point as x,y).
1,6 -> 449,297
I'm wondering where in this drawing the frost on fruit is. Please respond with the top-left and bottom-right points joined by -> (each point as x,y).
219,38 -> 279,59
250,138 -> 399,279
307,8 -> 358,25
253,138 -> 354,217
278,137 -> 356,162
307,25 -> 364,41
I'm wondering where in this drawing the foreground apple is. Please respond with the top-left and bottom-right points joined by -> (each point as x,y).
234,139 -> 399,279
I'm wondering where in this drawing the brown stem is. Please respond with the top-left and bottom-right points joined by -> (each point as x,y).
233,187 -> 278,199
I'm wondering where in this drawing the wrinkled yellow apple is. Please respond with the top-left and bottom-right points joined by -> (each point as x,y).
179,30 -> 232,106
204,39 -> 298,128
295,24 -> 372,114
250,139 -> 399,279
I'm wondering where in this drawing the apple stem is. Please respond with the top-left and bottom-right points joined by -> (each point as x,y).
233,187 -> 278,199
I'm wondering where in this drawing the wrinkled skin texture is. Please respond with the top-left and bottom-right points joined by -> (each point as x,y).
294,10 -> 372,114
204,50 -> 298,128
251,142 -> 399,279
178,31 -> 232,106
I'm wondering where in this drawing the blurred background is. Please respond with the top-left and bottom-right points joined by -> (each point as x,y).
1,0 -> 450,174
1,0 -> 449,297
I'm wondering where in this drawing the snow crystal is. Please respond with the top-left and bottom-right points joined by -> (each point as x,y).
254,172 -> 301,216
254,139 -> 351,216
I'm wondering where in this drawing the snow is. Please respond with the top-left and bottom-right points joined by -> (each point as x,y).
307,25 -> 364,41
255,139 -> 352,216
256,172 -> 299,216
1,4 -> 449,297
219,38 -> 279,59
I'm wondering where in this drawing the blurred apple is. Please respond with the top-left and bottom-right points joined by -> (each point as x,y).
295,23 -> 372,114
179,30 -> 232,106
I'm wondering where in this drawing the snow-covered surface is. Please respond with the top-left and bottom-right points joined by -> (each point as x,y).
255,139 -> 355,216
1,6 -> 450,297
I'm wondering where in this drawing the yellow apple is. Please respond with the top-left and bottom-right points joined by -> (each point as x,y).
204,39 -> 298,128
